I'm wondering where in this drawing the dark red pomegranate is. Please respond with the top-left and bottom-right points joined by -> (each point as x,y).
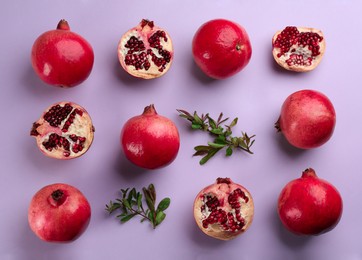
30,101 -> 95,159
117,19 -> 174,79
278,168 -> 343,235
275,89 -> 336,149
192,19 -> 252,79
31,19 -> 94,87
28,183 -> 91,242
272,26 -> 325,72
121,104 -> 180,169
193,178 -> 254,240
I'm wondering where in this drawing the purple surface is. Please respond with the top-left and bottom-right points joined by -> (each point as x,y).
1,1 -> 362,259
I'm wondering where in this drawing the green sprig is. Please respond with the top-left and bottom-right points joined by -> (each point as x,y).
177,109 -> 255,165
105,184 -> 171,229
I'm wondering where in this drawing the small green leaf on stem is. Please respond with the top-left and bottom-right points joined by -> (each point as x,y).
177,109 -> 256,165
105,184 -> 171,229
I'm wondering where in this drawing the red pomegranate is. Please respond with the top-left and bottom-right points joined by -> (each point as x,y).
117,19 -> 174,79
275,89 -> 336,149
120,104 -> 180,169
28,183 -> 91,242
192,19 -> 252,79
193,178 -> 254,240
31,19 -> 94,87
272,26 -> 325,72
30,101 -> 95,159
278,168 -> 343,235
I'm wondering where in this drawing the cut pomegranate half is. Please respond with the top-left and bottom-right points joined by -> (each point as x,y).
272,26 -> 325,72
30,101 -> 95,159
117,19 -> 174,79
193,178 -> 254,240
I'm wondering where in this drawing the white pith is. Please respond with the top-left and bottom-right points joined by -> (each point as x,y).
277,45 -> 313,64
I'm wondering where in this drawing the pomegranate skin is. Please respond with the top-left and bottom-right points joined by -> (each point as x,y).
28,183 -> 91,242
276,89 -> 336,149
192,19 -> 252,79
31,19 -> 94,88
278,168 -> 343,235
121,104 -> 180,169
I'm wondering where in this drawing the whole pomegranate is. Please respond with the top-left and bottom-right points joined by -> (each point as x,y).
275,89 -> 336,149
121,104 -> 180,169
272,26 -> 325,72
28,183 -> 91,242
193,178 -> 254,240
278,168 -> 343,235
31,19 -> 94,87
30,101 -> 95,159
192,19 -> 252,79
117,19 -> 173,79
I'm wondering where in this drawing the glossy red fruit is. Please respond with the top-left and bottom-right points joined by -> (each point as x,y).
117,19 -> 173,79
192,19 -> 252,79
28,183 -> 91,242
193,178 -> 254,240
272,26 -> 325,72
30,101 -> 95,159
275,89 -> 336,149
121,104 -> 180,169
278,168 -> 343,235
31,19 -> 94,87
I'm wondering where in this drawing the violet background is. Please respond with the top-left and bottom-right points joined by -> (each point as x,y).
1,0 -> 361,259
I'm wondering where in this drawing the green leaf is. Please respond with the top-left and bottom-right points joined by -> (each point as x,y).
191,123 -> 201,129
229,117 -> 238,128
143,188 -> 155,212
121,188 -> 129,199
148,211 -> 155,223
208,116 -> 217,129
157,198 -> 171,212
127,188 -> 137,205
210,128 -> 223,135
148,184 -> 156,202
193,112 -> 203,124
214,135 -> 226,144
137,192 -> 143,209
120,213 -> 137,223
193,150 -> 209,156
122,198 -> 131,209
155,211 -> 166,226
207,142 -> 226,149
105,201 -> 121,213
194,145 -> 212,151
226,146 -> 233,156
199,148 -> 219,165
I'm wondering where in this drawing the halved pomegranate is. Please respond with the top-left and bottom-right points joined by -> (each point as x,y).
193,178 -> 254,240
117,19 -> 174,79
272,26 -> 325,72
30,102 -> 95,159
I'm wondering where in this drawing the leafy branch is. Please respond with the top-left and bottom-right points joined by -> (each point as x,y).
105,184 -> 171,229
177,109 -> 255,165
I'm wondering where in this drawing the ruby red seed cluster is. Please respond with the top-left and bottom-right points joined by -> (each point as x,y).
124,28 -> 171,72
274,26 -> 323,66
200,188 -> 249,232
36,103 -> 87,158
